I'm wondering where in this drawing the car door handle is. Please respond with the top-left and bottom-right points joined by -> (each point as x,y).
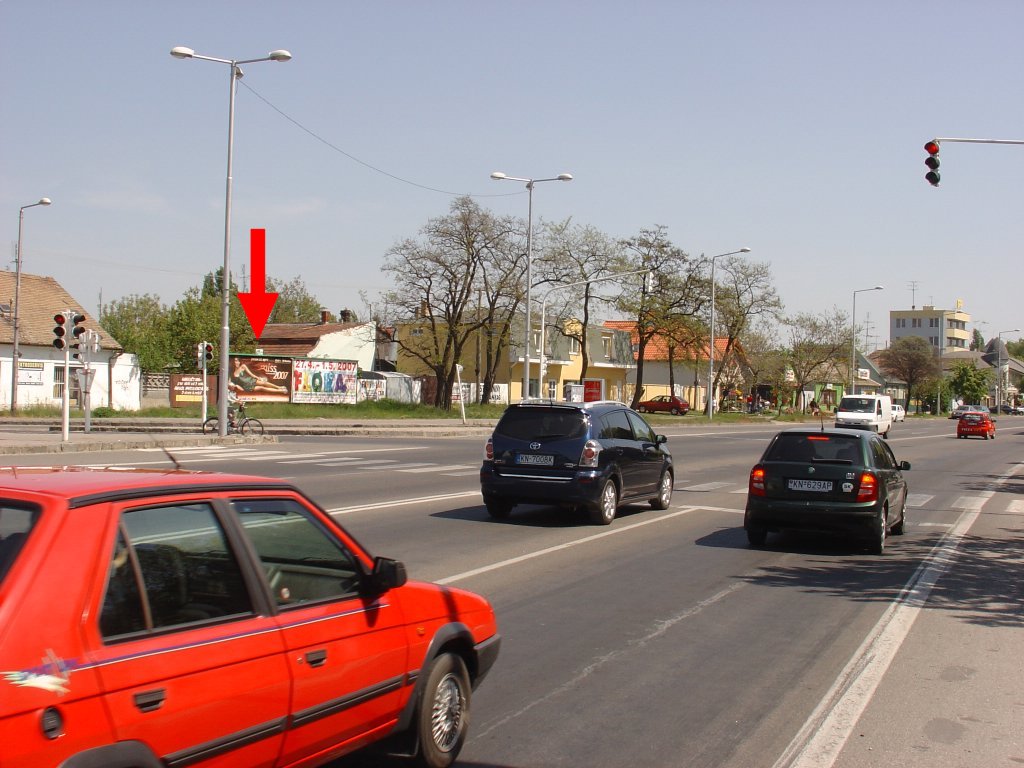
134,688 -> 166,713
305,649 -> 328,668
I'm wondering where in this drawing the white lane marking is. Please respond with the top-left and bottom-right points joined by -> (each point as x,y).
906,493 -> 933,508
952,495 -> 985,510
327,491 -> 481,515
438,506 -> 704,585
313,459 -> 397,467
401,464 -> 472,473
773,462 -> 1024,768
681,481 -> 734,491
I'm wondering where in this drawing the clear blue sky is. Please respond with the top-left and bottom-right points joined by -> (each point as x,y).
3,1 -> 1022,348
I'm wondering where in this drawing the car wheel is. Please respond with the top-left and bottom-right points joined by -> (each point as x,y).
891,496 -> 906,536
485,500 -> 512,520
870,506 -> 887,555
670,407 -> 679,415
590,480 -> 618,525
413,653 -> 471,768
746,526 -> 767,547
650,470 -> 673,510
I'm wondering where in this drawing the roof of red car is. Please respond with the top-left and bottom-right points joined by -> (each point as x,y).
0,466 -> 293,505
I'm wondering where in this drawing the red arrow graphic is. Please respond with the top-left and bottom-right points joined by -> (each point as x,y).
237,228 -> 278,338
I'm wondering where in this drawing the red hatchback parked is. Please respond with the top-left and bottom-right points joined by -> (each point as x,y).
957,411 -> 996,439
0,468 -> 499,768
637,395 -> 690,415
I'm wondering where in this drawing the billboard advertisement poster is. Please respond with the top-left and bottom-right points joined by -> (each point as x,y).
228,356 -> 292,403
583,379 -> 604,402
293,358 -> 358,404
169,374 -> 215,407
358,378 -> 387,402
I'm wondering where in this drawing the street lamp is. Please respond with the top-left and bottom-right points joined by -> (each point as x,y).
171,45 -> 291,435
538,269 -> 650,391
997,328 -> 1020,414
707,248 -> 751,420
490,171 -> 573,401
850,286 -> 883,396
11,197 -> 52,413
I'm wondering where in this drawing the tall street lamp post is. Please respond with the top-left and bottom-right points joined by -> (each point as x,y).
997,328 -> 1020,414
707,248 -> 751,420
490,171 -> 572,401
11,197 -> 52,413
171,45 -> 291,435
850,286 -> 883,396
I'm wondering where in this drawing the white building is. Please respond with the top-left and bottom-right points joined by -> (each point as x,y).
0,271 -> 140,411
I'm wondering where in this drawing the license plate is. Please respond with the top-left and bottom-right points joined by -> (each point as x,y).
517,454 -> 554,466
788,479 -> 833,492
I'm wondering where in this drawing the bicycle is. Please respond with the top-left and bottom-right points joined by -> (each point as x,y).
202,401 -> 264,436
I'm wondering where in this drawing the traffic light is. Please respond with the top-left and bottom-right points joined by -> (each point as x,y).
196,342 -> 205,367
924,140 -> 940,186
205,343 -> 214,363
52,313 -> 66,350
70,314 -> 86,360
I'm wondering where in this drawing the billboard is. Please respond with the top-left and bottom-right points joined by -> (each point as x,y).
228,356 -> 292,403
292,358 -> 358,404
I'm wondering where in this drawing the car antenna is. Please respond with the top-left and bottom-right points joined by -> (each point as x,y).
160,445 -> 183,471
820,410 -> 826,432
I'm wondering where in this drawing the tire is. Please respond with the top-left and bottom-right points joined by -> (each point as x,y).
413,653 -> 471,768
590,480 -> 618,525
891,496 -> 906,536
650,470 -> 673,510
202,417 -> 219,435
870,506 -> 887,555
240,417 -> 264,436
485,500 -> 512,520
746,525 -> 767,547
670,407 -> 679,415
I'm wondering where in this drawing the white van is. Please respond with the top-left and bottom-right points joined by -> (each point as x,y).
835,394 -> 893,438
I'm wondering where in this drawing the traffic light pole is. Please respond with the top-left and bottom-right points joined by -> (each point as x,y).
924,136 -> 1024,186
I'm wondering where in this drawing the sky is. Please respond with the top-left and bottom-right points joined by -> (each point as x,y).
2,0 -> 1022,350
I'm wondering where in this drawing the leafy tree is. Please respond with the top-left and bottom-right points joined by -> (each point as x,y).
1006,337 -> 1024,359
267,276 -> 324,324
99,294 -> 174,371
970,328 -> 985,351
167,270 -> 256,372
947,360 -> 991,405
737,325 -> 789,412
614,226 -> 705,410
876,336 -> 941,413
784,309 -> 850,411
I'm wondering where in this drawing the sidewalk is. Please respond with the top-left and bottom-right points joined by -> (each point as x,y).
0,417 -> 498,455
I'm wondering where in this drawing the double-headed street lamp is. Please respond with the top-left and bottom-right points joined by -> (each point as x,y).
171,45 -> 291,435
850,285 -> 883,395
490,171 -> 572,401
11,197 -> 52,413
707,248 -> 751,420
997,328 -> 1020,414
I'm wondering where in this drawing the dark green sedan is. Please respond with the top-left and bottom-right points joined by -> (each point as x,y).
744,428 -> 911,554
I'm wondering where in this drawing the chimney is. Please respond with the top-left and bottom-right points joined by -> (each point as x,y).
320,310 -> 331,325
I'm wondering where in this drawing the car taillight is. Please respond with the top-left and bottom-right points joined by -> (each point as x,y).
857,472 -> 878,502
749,466 -> 766,496
579,439 -> 602,467
484,438 -> 494,461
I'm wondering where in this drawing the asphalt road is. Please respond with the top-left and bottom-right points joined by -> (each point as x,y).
10,418 -> 1023,767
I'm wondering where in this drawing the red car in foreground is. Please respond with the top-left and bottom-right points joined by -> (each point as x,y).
637,395 -> 690,415
957,411 -> 996,439
0,468 -> 499,768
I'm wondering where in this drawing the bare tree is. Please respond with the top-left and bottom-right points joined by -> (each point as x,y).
381,197 -> 518,408
875,336 -> 941,412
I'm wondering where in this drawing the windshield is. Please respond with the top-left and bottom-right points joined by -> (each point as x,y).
0,503 -> 39,584
838,397 -> 876,413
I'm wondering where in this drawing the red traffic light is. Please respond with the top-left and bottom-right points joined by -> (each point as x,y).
53,313 -> 66,326
924,141 -> 940,155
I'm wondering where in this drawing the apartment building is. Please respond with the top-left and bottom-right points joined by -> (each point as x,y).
890,303 -> 971,353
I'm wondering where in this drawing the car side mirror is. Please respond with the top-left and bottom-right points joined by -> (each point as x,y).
656,434 -> 668,445
365,556 -> 408,595
899,460 -> 911,471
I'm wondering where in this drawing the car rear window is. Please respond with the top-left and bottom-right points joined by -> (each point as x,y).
764,434 -> 862,463
0,503 -> 39,584
494,408 -> 588,440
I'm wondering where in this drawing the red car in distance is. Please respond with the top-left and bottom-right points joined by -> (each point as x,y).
637,395 -> 690,415
0,467 -> 499,768
957,411 -> 996,439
